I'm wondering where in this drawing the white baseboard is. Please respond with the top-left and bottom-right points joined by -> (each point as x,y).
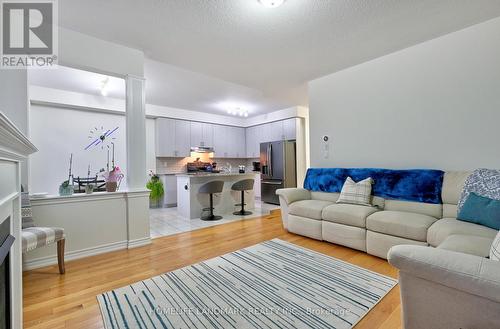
23,240 -> 128,271
128,237 -> 151,249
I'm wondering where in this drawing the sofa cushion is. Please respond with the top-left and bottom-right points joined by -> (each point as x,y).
457,192 -> 500,230
441,171 -> 471,205
384,199 -> 442,218
336,177 -> 373,206
491,231 -> 500,261
367,211 -> 438,242
289,200 -> 333,220
427,218 -> 498,247
438,234 -> 493,258
322,204 -> 378,228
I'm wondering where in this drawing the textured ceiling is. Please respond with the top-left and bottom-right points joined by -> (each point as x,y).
57,0 -> 500,114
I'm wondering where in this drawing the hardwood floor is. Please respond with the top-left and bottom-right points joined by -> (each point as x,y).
23,211 -> 401,329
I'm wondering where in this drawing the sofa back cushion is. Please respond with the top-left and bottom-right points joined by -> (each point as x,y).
304,168 -> 444,204
441,171 -> 471,218
311,191 -> 385,209
311,191 -> 339,202
384,199 -> 442,218
491,231 -> 500,261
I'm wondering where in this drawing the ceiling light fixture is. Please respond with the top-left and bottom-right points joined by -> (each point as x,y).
227,107 -> 249,117
100,77 -> 110,96
259,0 -> 285,8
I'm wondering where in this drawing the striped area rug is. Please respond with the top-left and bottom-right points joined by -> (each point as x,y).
98,239 -> 397,329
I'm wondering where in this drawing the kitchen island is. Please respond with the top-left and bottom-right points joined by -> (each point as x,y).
176,172 -> 258,219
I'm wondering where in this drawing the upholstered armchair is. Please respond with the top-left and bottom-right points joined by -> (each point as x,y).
21,192 -> 66,274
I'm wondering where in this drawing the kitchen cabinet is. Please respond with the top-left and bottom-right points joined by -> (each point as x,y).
246,125 -> 261,158
156,117 -> 297,159
160,174 -> 177,207
213,125 -> 245,158
190,122 -> 214,147
155,118 -> 191,157
213,125 -> 228,157
174,120 -> 191,157
283,118 -> 296,140
156,118 -> 176,157
270,121 -> 284,141
235,127 -> 245,158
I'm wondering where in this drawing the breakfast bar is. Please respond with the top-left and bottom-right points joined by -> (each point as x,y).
176,173 -> 257,219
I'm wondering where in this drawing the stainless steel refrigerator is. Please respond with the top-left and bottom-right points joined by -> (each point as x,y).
260,140 -> 297,204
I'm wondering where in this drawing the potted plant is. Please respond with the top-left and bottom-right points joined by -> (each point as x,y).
101,166 -> 124,192
146,171 -> 164,208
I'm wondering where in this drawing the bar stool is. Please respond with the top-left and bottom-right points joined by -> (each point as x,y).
232,179 -> 254,216
199,180 -> 224,221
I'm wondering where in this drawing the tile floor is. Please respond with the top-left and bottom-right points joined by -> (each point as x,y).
149,200 -> 280,238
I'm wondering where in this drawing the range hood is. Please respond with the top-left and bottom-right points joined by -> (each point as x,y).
190,146 -> 214,153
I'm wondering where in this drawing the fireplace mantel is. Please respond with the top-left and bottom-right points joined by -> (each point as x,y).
0,111 -> 37,161
0,110 -> 37,329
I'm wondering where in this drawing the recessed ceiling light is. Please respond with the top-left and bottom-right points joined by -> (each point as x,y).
259,0 -> 285,8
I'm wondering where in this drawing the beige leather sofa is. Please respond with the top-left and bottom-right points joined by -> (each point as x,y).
388,245 -> 500,329
276,171 -> 499,259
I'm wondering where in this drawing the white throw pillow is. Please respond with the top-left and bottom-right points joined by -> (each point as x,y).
336,177 -> 373,206
490,231 -> 500,261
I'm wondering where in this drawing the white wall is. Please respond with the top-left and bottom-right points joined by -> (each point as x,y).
308,17 -> 500,171
0,70 -> 30,187
0,70 -> 29,134
29,104 -> 157,194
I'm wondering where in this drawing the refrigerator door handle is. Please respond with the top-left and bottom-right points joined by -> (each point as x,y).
261,181 -> 283,185
268,144 -> 272,177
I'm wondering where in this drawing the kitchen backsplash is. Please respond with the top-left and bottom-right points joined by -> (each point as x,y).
156,157 -> 259,174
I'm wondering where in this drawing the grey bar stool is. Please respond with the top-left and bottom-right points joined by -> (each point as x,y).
232,178 -> 254,216
199,180 -> 224,221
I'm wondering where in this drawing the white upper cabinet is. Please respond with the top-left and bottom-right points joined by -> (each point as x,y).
191,122 -> 214,147
283,118 -> 297,140
271,121 -> 284,141
156,118 -> 176,157
174,120 -> 191,157
190,121 -> 202,146
156,117 -> 296,159
213,124 -> 228,158
235,127 -> 246,158
202,123 -> 214,147
246,126 -> 260,158
156,118 -> 191,157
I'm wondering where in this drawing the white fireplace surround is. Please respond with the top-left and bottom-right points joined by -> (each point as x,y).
0,111 -> 38,329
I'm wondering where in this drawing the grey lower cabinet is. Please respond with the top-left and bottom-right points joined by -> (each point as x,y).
160,174 -> 177,207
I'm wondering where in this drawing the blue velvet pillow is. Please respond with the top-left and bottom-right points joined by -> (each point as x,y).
457,192 -> 500,230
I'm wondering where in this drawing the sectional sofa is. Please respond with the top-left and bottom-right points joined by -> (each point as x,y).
276,170 -> 498,259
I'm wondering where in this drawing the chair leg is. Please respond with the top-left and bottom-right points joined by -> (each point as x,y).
57,239 -> 65,274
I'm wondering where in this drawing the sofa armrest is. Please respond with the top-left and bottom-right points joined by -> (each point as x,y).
276,188 -> 311,205
388,245 -> 500,303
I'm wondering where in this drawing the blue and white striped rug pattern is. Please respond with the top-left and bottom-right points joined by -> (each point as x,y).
98,239 -> 397,329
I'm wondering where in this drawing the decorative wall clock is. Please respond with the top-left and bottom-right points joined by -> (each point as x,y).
85,126 -> 119,150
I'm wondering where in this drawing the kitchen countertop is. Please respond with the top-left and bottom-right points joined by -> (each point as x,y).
176,172 -> 259,178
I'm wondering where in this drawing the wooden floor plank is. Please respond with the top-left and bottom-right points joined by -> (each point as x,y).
23,212 -> 401,328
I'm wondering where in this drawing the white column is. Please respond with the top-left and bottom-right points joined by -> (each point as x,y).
125,75 -> 151,247
125,75 -> 147,190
